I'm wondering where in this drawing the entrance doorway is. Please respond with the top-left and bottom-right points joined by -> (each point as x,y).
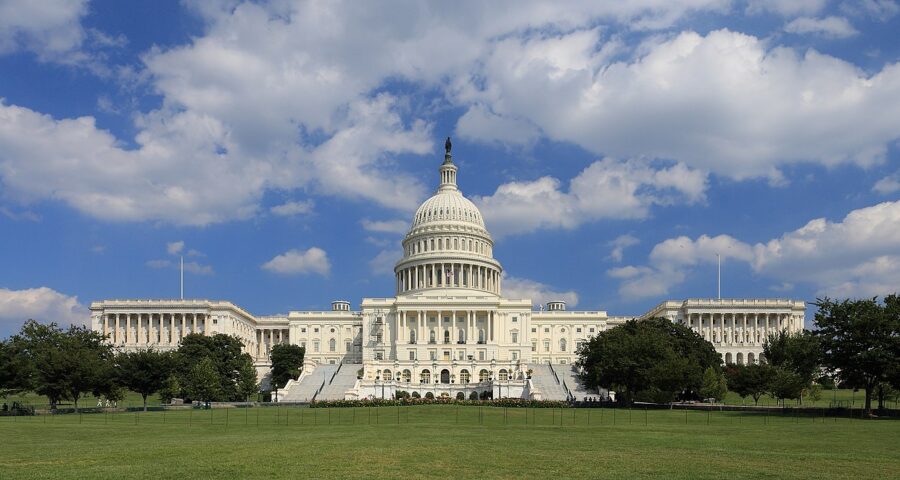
440,369 -> 450,384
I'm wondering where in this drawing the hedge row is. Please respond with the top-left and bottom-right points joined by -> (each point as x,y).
309,397 -> 571,409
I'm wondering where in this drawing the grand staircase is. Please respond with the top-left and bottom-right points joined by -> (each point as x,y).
280,364 -> 339,402
528,363 -> 569,400
556,364 -> 599,401
280,363 -> 361,402
317,363 -> 361,400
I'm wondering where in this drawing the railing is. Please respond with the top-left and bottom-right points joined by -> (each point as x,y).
548,362 -> 561,385
311,378 -> 327,402
329,363 -> 341,386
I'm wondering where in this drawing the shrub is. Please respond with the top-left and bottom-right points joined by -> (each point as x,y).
411,391 -> 421,398
456,392 -> 465,400
469,391 -> 479,400
425,392 -> 435,399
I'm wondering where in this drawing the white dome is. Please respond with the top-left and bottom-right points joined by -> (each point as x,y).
411,190 -> 486,231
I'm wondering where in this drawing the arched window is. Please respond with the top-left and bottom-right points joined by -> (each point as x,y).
458,328 -> 465,343
409,330 -> 416,344
420,369 -> 431,384
725,352 -> 733,364
429,330 -> 436,344
479,369 -> 490,382
498,369 -> 509,381
444,330 -> 450,344
736,352 -> 744,365
559,338 -> 567,352
329,338 -> 336,352
383,370 -> 392,381
459,369 -> 470,384
748,352 -> 756,364
402,369 -> 411,382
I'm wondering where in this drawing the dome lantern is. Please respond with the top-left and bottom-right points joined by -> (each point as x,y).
438,136 -> 458,192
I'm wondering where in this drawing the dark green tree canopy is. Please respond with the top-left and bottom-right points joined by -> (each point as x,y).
174,333 -> 257,402
269,344 -> 305,391
13,320 -> 113,410
815,296 -> 900,413
724,363 -> 775,405
115,349 -> 176,411
577,317 -> 721,404
763,330 -> 821,385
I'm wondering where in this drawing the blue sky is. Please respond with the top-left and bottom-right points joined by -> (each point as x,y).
1,0 -> 899,337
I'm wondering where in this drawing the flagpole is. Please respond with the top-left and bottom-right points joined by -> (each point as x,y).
180,255 -> 184,300
716,253 -> 721,300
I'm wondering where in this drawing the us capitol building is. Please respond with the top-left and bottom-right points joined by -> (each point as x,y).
90,140 -> 805,401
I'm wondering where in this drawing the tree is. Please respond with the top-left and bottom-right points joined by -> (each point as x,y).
764,331 -> 821,384
269,344 -> 304,397
158,374 -> 181,404
115,349 -> 176,411
577,318 -> 721,405
768,367 -> 805,405
699,366 -> 727,402
236,358 -> 259,402
175,333 -> 260,402
184,357 -> 223,403
815,296 -> 900,415
725,364 -> 775,405
15,321 -> 113,411
0,337 -> 31,399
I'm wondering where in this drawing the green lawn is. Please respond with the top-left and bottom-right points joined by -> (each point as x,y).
1,406 -> 898,479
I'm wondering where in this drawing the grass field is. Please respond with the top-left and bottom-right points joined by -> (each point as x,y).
2,405 -> 898,479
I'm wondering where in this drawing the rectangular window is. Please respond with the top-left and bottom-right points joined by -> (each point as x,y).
531,342 -> 536,352
313,341 -> 320,352
589,328 -> 595,333
314,328 -> 319,333
345,342 -> 351,352
429,350 -> 437,360
479,351 -> 485,360
544,341 -> 550,352
443,351 -> 450,361
458,351 -> 465,360
544,328 -> 549,333
301,328 -> 307,333
531,328 -> 537,333
512,351 -> 519,360
576,328 -> 582,333
511,332 -> 518,343
512,316 -> 518,323
375,351 -> 383,360
409,351 -> 416,360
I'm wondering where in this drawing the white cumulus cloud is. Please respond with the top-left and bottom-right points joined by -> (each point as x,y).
784,16 -> 859,38
262,247 -> 331,275
0,287 -> 88,332
271,200 -> 314,217
502,275 -> 579,309
474,157 -> 706,237
610,200 -> 900,299
457,28 -> 900,183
